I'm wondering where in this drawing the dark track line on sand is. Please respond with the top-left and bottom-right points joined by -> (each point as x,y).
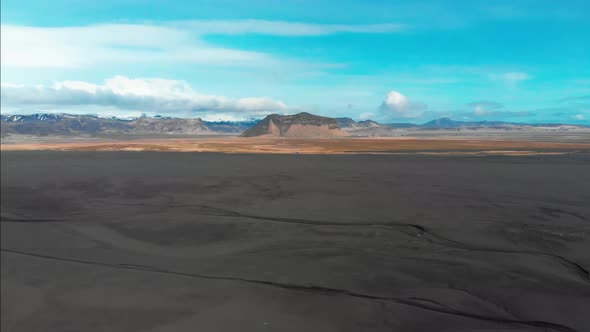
0,248 -> 577,332
181,203 -> 420,228
4,202 -> 588,282
398,228 -> 590,282
172,203 -> 589,283
4,200 -> 588,282
539,207 -> 588,222
108,201 -> 417,228
402,230 -> 586,282
29,200 -> 587,283
0,216 -> 66,223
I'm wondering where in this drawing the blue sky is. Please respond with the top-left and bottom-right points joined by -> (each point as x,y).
1,0 -> 589,123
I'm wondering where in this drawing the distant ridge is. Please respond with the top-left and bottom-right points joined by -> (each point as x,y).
1,113 -> 587,139
336,117 -> 383,129
240,112 -> 348,137
131,116 -> 210,134
1,113 -> 211,136
417,117 -> 587,129
204,120 -> 260,134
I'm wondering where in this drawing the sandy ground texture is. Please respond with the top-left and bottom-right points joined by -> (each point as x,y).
1,152 -> 589,332
2,137 -> 590,155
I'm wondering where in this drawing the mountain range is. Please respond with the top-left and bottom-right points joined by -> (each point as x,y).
1,113 -> 587,138
1,114 -> 249,137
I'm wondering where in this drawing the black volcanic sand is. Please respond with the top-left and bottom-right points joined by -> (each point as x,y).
1,151 -> 589,332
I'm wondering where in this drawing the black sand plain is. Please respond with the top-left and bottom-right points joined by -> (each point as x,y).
1,151 -> 589,332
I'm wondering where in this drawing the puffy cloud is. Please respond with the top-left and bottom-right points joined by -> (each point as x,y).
379,90 -> 427,119
573,114 -> 585,120
547,95 -> 590,123
358,112 -> 376,120
466,100 -> 504,116
381,91 -> 409,112
0,76 -> 288,119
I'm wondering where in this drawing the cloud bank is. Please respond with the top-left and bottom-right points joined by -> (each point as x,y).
1,76 -> 289,120
0,21 -> 406,69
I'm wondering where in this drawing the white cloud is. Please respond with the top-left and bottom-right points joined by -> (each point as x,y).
379,90 -> 426,119
0,21 -> 406,69
473,105 -> 487,116
358,112 -> 376,120
0,24 -> 276,68
489,72 -> 532,84
1,76 -> 289,119
467,100 -> 504,116
382,91 -> 409,112
177,20 -> 407,36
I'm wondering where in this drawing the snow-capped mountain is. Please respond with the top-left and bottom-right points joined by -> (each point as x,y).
1,113 -> 211,136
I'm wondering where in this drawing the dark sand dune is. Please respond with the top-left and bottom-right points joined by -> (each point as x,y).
2,151 -> 589,331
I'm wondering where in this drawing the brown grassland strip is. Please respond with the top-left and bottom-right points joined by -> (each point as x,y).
2,137 -> 589,154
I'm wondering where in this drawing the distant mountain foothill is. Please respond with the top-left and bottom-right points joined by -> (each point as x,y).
1,112 -> 587,138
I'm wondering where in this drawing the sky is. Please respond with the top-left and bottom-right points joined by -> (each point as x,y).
1,0 -> 589,124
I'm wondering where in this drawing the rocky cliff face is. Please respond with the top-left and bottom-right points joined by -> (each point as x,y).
240,112 -> 348,138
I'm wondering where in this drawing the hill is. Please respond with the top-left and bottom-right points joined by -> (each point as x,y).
203,120 -> 260,134
130,116 -> 210,134
240,112 -> 348,138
